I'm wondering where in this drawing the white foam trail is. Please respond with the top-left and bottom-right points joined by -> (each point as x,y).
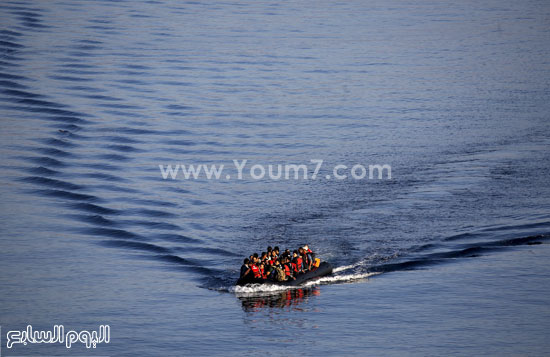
332,257 -> 379,273
232,283 -> 293,294
302,271 -> 379,287
230,271 -> 380,294
332,264 -> 357,273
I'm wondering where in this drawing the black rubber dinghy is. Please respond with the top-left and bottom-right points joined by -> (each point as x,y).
236,262 -> 333,287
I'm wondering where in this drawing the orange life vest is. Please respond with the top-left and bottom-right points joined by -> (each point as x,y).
250,264 -> 262,278
284,264 -> 291,276
260,266 -> 267,279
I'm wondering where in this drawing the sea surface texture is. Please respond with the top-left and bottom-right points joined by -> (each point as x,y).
1,0 -> 549,356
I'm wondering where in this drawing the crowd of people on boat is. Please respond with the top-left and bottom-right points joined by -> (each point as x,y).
239,245 -> 320,283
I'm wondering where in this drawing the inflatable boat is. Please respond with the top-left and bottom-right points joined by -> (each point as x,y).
236,262 -> 333,286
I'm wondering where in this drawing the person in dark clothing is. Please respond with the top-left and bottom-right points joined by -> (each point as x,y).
282,249 -> 291,259
303,244 -> 315,259
259,262 -> 267,279
299,247 -> 311,271
240,258 -> 251,278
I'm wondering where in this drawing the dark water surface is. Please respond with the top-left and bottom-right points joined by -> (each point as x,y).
1,0 -> 549,355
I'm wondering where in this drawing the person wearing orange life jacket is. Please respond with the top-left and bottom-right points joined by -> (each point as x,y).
249,261 -> 262,280
296,251 -> 303,272
282,257 -> 295,280
290,258 -> 297,274
291,250 -> 304,274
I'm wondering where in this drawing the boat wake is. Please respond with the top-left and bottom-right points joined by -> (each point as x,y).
224,231 -> 550,295
230,270 -> 379,295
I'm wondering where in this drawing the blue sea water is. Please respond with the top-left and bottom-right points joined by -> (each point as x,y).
1,0 -> 549,355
